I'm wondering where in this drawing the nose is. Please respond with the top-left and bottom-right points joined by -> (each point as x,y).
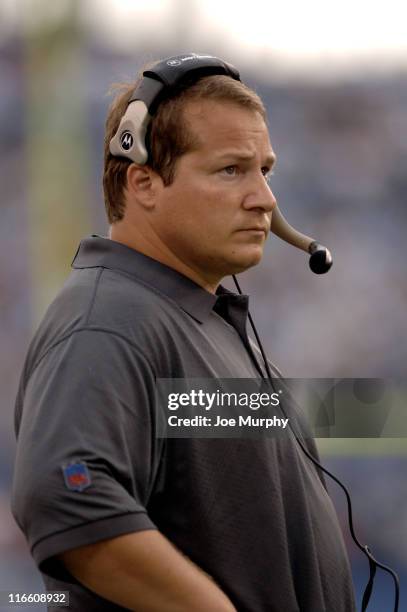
242,173 -> 277,213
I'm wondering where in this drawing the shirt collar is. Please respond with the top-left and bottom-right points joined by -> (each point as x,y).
72,235 -> 250,325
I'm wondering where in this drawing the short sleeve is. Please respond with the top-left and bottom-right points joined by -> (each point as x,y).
11,329 -> 161,578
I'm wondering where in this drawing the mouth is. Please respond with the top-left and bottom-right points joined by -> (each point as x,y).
237,227 -> 268,236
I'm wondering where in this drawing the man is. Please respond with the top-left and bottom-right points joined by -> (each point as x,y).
12,55 -> 356,611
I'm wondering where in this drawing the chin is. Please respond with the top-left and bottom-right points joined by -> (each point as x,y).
226,247 -> 264,274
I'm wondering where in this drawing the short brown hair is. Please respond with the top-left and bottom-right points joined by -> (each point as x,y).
103,69 -> 267,224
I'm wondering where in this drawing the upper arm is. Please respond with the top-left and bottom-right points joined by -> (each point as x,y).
12,329 -> 162,578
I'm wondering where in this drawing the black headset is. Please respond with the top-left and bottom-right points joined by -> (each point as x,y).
109,52 -> 399,611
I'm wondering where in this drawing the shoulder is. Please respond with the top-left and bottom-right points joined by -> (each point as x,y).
86,266 -> 178,330
33,265 -> 177,346
18,266 -> 178,391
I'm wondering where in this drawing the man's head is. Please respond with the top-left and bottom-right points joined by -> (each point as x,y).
104,61 -> 277,291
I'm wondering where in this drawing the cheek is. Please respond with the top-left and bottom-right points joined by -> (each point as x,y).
159,178 -> 240,241
171,189 -> 222,227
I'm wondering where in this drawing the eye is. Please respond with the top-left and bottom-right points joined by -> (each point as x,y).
262,167 -> 274,183
220,165 -> 239,176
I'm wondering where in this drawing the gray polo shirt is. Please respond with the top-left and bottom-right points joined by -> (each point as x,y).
12,236 -> 356,612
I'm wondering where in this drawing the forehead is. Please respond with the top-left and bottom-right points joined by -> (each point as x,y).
183,99 -> 273,156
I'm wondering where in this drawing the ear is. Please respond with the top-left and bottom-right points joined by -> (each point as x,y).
126,164 -> 162,210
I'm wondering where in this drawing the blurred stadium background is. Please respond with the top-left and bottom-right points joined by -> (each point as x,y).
1,0 -> 406,609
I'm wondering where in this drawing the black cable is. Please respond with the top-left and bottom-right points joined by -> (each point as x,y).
232,274 -> 400,612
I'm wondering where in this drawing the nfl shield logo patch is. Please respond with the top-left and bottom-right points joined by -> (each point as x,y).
62,461 -> 91,492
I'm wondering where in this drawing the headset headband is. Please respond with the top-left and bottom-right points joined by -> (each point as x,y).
109,53 -> 240,164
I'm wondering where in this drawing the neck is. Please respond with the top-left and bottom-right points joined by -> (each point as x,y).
109,223 -> 221,294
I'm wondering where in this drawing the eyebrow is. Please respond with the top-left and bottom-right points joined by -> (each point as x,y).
214,151 -> 277,166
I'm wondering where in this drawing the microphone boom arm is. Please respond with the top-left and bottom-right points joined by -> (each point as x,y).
270,205 -> 333,274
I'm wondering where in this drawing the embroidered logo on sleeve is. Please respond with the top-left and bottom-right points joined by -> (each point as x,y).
62,461 -> 92,492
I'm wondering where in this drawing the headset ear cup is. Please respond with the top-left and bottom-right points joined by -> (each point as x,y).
109,101 -> 151,164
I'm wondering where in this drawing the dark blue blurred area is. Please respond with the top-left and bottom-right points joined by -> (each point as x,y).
324,456 -> 407,611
